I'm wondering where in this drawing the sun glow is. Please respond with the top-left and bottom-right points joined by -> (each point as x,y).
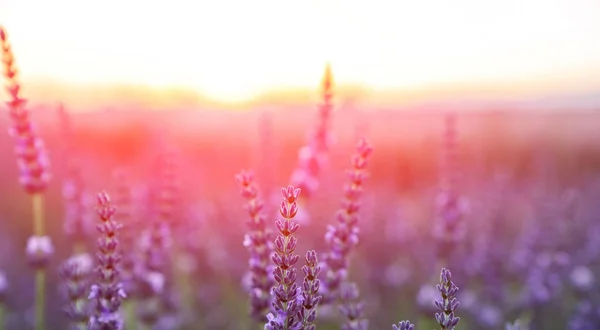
2,0 -> 600,104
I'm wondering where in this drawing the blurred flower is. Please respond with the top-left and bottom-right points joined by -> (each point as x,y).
25,235 -> 54,268
322,139 -> 373,305
61,253 -> 93,330
1,26 -> 51,194
417,284 -> 438,309
478,305 -> 502,327
338,282 -> 369,330
236,170 -> 275,322
570,266 -> 594,291
0,271 -> 7,302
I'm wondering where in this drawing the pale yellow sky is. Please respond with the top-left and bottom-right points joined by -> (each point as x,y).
2,0 -> 600,103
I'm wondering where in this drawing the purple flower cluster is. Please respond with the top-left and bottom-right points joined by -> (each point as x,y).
299,250 -> 322,330
339,281 -> 368,330
322,138 -> 373,304
433,113 -> 468,261
290,64 -> 334,198
265,186 -> 303,330
88,192 -> 126,330
237,170 -> 275,322
392,320 -> 415,330
1,26 -> 51,194
60,253 -> 93,330
435,268 -> 460,330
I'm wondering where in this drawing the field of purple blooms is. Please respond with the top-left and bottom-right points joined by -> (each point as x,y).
2,26 -> 600,330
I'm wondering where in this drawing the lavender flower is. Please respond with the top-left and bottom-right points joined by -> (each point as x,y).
0,271 -> 6,302
88,192 -> 126,330
392,320 -> 414,330
339,282 -> 368,330
60,253 -> 93,330
265,186 -> 303,330
237,170 -> 275,322
290,64 -> 334,198
298,250 -> 322,330
59,105 -> 94,251
111,170 -> 138,296
2,26 -> 52,330
1,26 -> 51,194
322,138 -> 373,304
62,164 -> 93,252
434,268 -> 460,330
433,113 -> 468,261
25,235 -> 54,269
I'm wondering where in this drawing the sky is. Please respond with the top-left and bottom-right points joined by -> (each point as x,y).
2,0 -> 600,106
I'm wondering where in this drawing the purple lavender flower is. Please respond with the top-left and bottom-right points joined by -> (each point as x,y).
236,170 -> 275,322
1,26 -> 51,194
60,253 -> 93,330
434,268 -> 460,330
392,320 -> 415,330
111,170 -> 138,297
322,138 -> 373,304
298,250 -> 322,330
339,282 -> 368,330
265,185 -> 303,330
58,104 -> 94,251
290,64 -> 334,198
25,235 -> 54,269
62,164 -> 94,252
88,192 -> 126,330
433,113 -> 468,261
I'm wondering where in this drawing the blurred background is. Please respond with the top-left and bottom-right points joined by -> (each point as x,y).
1,0 -> 600,329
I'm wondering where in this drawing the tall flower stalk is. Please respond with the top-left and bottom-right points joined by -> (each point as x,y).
290,64 -> 334,199
265,186 -> 303,330
58,104 -> 92,254
434,268 -> 460,330
236,170 -> 274,323
1,26 -> 51,330
299,250 -> 322,330
89,192 -> 126,330
322,138 -> 373,305
339,281 -> 368,330
111,170 -> 138,330
434,113 -> 468,265
60,253 -> 93,330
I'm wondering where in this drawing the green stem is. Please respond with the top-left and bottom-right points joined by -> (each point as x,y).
0,302 -> 5,330
32,193 -> 44,236
32,193 -> 45,330
123,300 -> 136,330
172,242 -> 193,312
35,270 -> 45,330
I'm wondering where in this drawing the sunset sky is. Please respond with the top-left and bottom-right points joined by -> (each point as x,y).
2,0 -> 600,108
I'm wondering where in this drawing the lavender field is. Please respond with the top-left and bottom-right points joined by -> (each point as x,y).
2,24 -> 600,330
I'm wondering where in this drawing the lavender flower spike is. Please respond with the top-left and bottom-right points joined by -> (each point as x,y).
236,170 -> 274,322
392,320 -> 415,330
298,250 -> 322,330
60,253 -> 93,330
434,268 -> 460,330
339,281 -> 369,330
89,192 -> 126,330
265,186 -> 303,330
322,138 -> 373,304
